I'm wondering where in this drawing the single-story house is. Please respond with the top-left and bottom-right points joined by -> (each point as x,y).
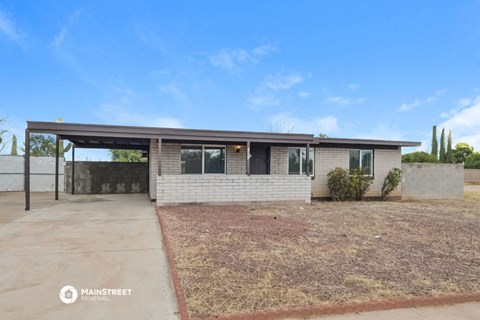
24,121 -> 420,209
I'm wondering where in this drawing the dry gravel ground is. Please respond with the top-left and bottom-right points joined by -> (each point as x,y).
160,194 -> 480,318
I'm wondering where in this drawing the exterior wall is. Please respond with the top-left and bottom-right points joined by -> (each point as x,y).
311,148 -> 349,197
401,163 -> 464,200
149,139 -> 158,200
65,162 -> 148,194
465,169 -> 480,183
162,143 -> 181,175
226,145 -> 246,174
157,175 -> 311,204
311,148 -> 402,198
270,146 -> 288,175
0,155 -> 64,192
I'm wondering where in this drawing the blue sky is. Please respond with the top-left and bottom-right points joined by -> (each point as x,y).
1,1 -> 480,160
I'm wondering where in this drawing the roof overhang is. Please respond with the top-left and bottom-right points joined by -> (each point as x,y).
314,137 -> 421,148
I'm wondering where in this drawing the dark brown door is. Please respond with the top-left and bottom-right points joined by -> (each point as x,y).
250,145 -> 270,174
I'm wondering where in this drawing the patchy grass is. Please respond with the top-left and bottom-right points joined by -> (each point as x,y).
160,198 -> 480,318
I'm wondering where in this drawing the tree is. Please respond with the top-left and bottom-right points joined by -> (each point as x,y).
402,151 -> 439,163
453,142 -> 474,163
431,125 -> 438,159
439,128 -> 446,162
10,134 -> 18,155
446,130 -> 453,163
25,134 -> 72,157
110,149 -> 145,162
465,152 -> 480,169
318,133 -> 328,138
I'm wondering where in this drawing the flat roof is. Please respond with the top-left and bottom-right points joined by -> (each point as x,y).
27,121 -> 421,149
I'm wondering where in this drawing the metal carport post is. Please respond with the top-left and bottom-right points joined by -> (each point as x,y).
24,129 -> 30,211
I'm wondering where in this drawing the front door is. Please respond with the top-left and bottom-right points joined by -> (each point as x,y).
250,145 -> 270,175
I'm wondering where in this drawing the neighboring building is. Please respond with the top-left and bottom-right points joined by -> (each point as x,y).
25,121 -> 420,207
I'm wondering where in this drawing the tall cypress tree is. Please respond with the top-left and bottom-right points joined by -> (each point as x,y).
10,134 -> 18,156
439,128 -> 446,162
446,130 -> 453,163
431,125 -> 438,159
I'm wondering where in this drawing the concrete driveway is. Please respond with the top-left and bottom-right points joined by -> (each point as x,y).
0,192 -> 179,320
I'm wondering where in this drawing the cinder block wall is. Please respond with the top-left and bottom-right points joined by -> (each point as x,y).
465,169 -> 480,183
226,145 -> 246,174
157,175 -> 311,204
65,161 -> 148,194
270,146 -> 288,175
311,148 -> 402,198
149,139 -> 158,200
402,163 -> 464,200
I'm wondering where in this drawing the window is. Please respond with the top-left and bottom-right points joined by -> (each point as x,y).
288,147 -> 314,175
181,145 -> 225,174
349,150 -> 373,175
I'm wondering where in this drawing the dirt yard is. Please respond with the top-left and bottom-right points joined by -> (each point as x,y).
160,195 -> 480,318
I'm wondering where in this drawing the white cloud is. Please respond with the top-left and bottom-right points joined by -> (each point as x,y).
347,83 -> 360,92
248,93 -> 280,107
398,89 -> 445,112
298,91 -> 311,99
52,10 -> 82,49
264,73 -> 304,90
439,96 -> 480,149
268,113 -> 339,135
440,97 -> 472,118
96,100 -> 183,128
0,9 -> 24,44
209,44 -> 279,72
323,96 -> 364,106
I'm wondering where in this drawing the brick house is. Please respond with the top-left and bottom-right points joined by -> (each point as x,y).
24,121 -> 420,208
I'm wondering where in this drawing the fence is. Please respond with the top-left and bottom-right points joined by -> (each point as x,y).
464,169 -> 480,184
401,163 -> 464,200
0,155 -> 65,192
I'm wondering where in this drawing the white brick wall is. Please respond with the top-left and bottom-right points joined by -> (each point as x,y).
226,145 -> 246,174
149,139 -> 158,200
157,175 -> 311,205
311,148 -> 402,198
162,143 -> 181,175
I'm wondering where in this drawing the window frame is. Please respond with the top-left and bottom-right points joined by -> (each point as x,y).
349,149 -> 374,176
180,144 -> 227,175
288,147 -> 315,176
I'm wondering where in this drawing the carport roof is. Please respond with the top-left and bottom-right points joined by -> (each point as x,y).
27,121 -> 421,149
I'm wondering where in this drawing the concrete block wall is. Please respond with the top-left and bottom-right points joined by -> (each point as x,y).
149,139 -> 158,200
311,148 -> 402,198
402,163 -> 464,200
465,169 -> 480,183
311,148 -> 349,197
162,143 -> 181,174
226,145 -> 246,174
0,155 -> 64,192
270,146 -> 288,175
157,175 -> 311,205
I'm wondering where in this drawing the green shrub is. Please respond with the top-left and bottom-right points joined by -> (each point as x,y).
327,168 -> 352,201
465,152 -> 480,169
402,151 -> 439,163
327,167 -> 373,201
381,168 -> 402,201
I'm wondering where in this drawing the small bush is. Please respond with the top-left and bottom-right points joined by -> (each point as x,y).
381,168 -> 402,201
402,151 -> 439,163
465,152 -> 480,169
327,167 -> 373,201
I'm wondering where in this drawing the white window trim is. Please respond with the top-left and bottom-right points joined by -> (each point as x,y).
180,144 -> 227,175
350,149 -> 374,176
288,147 -> 315,176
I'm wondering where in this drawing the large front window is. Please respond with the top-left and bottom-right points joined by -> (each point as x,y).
349,149 -> 373,175
181,145 -> 225,174
288,147 -> 314,175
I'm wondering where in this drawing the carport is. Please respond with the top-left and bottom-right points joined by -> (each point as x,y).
24,121 -> 152,210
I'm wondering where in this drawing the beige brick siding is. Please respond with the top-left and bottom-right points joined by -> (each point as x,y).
149,139 -> 158,200
226,145 -> 246,174
157,175 -> 311,204
270,146 -> 288,175
162,143 -> 181,175
311,147 -> 402,198
311,148 -> 350,197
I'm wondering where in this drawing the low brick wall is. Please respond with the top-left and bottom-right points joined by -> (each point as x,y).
65,161 -> 148,194
156,175 -> 311,204
465,169 -> 480,183
401,163 -> 464,200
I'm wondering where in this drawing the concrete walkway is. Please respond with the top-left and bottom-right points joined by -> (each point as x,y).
284,302 -> 480,320
0,193 -> 179,320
